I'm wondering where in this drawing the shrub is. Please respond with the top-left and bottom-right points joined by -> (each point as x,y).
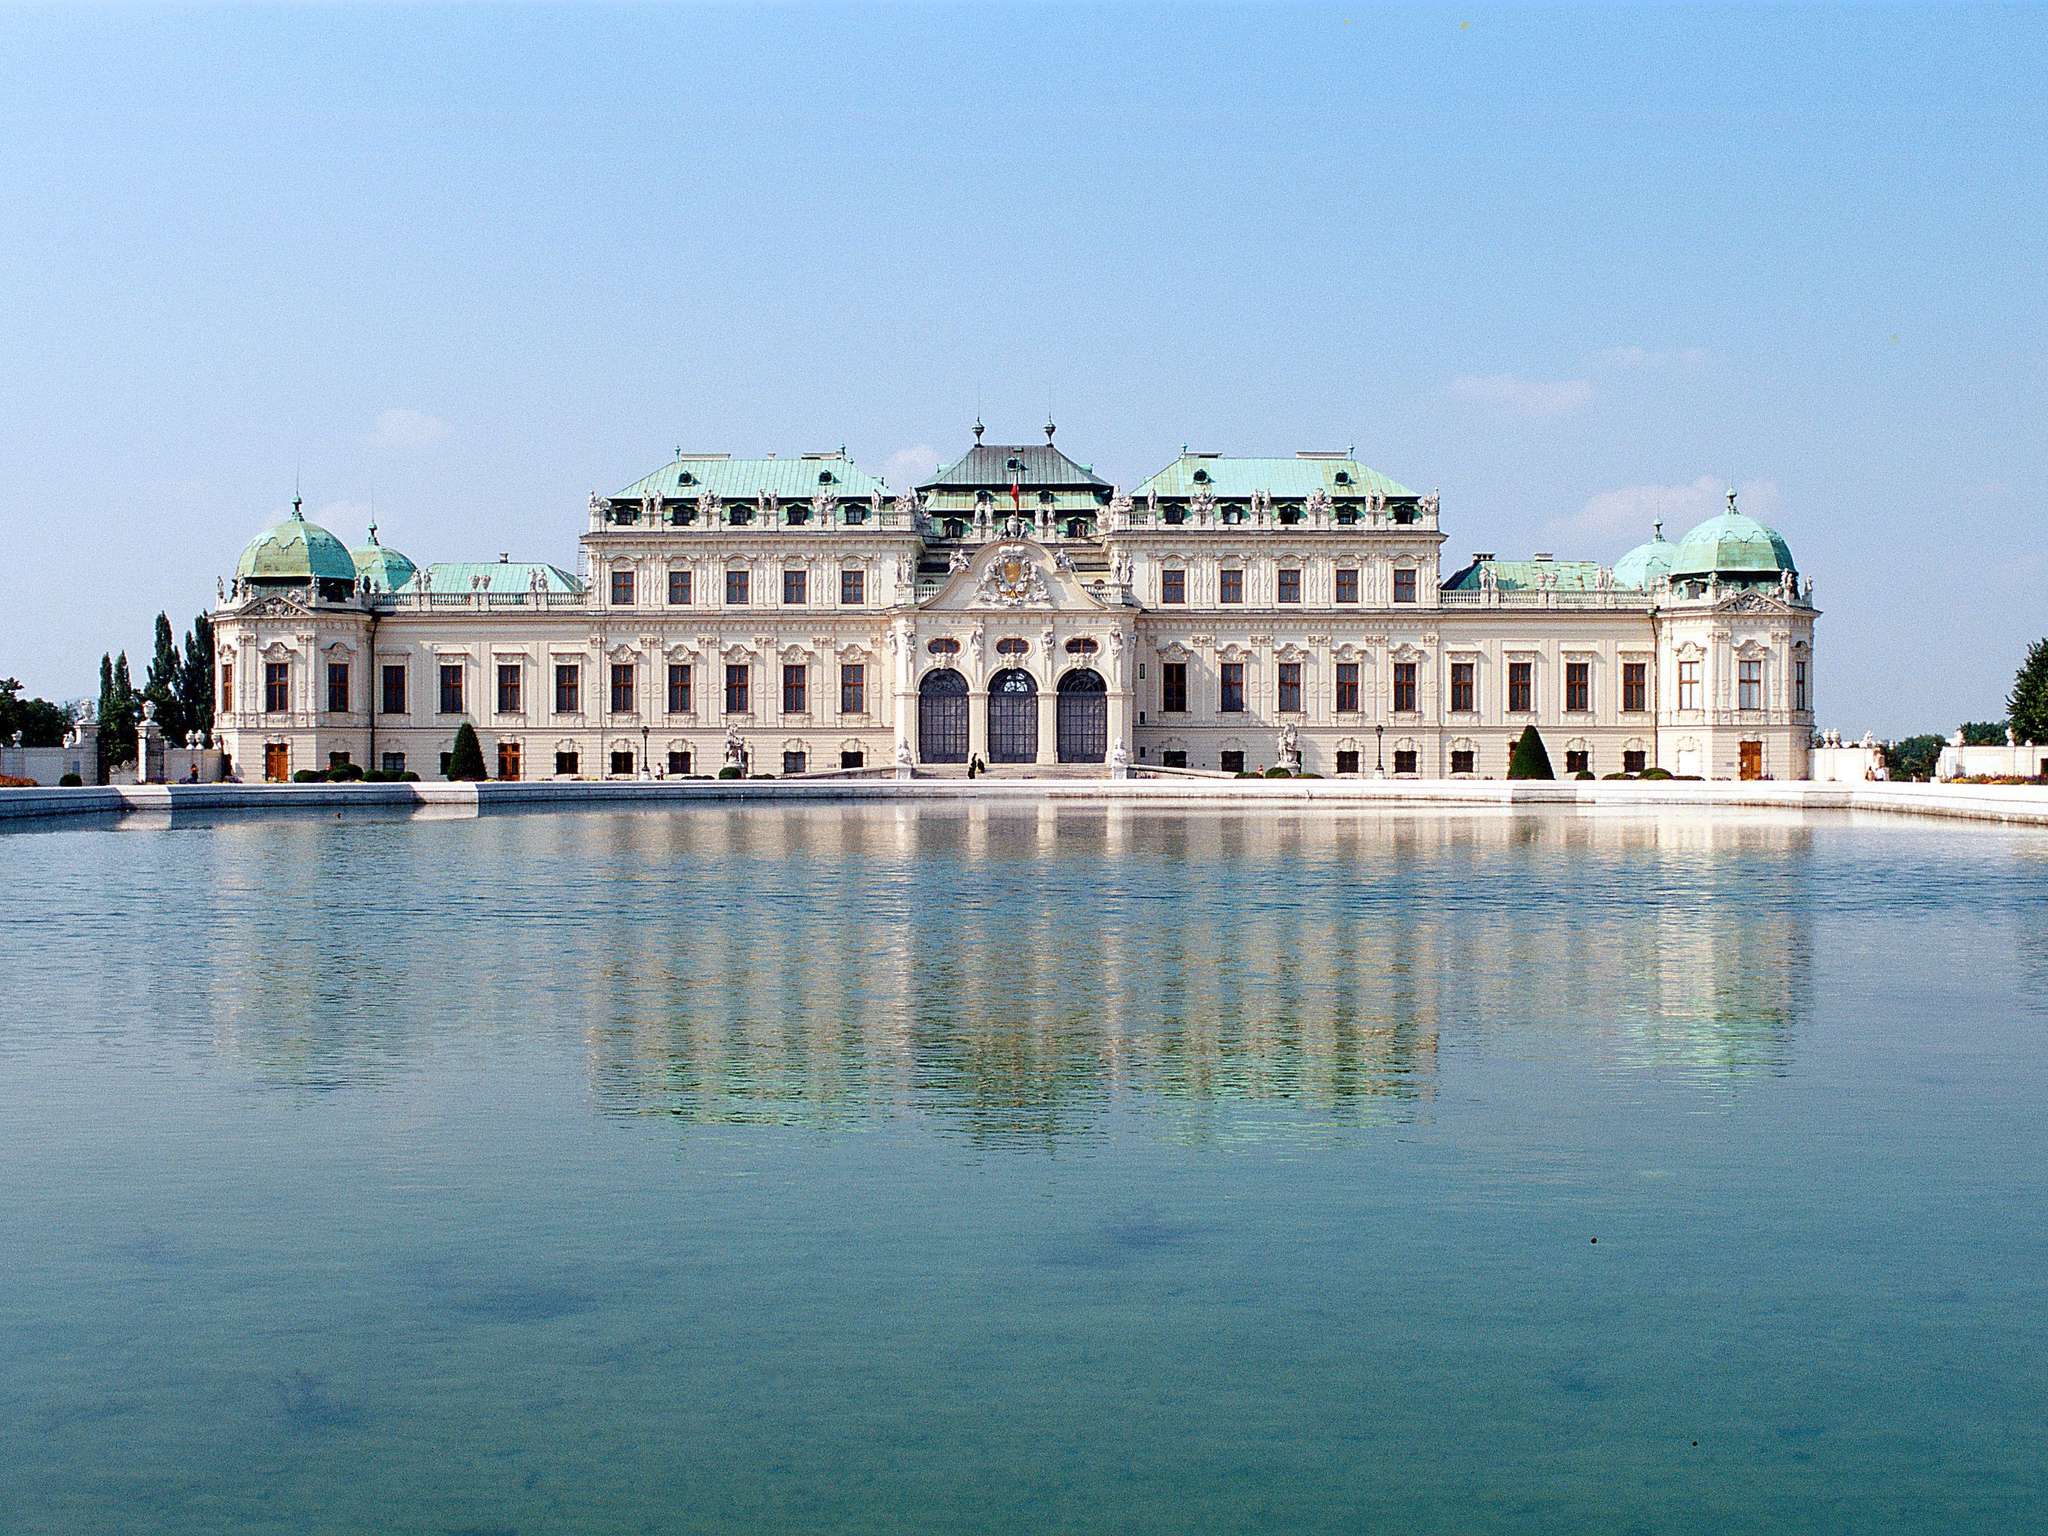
1234,771 -> 1258,779
400,771 -> 420,782
446,723 -> 487,781
330,762 -> 364,781
1300,772 -> 1323,779
1574,770 -> 1595,780
1602,772 -> 1630,780
1640,766 -> 1674,780
1506,725 -> 1555,780
1264,766 -> 1293,779
58,772 -> 84,787
717,766 -> 744,779
292,768 -> 323,783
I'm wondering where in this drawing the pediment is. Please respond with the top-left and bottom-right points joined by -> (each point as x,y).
240,594 -> 314,620
1715,589 -> 1795,615
919,538 -> 1113,614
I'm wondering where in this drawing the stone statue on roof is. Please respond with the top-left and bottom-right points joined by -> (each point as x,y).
1421,489 -> 1441,519
1305,488 -> 1331,520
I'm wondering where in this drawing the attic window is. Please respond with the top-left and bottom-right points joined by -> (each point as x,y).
818,470 -> 834,485
1192,468 -> 1210,484
1038,490 -> 1053,505
1006,457 -> 1022,471
679,472 -> 695,486
1334,470 -> 1351,485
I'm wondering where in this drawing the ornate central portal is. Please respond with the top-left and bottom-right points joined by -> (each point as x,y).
988,668 -> 1038,763
918,669 -> 968,764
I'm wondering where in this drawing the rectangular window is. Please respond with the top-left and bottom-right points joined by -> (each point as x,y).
1335,568 -> 1359,604
1336,661 -> 1360,713
555,750 -> 580,777
840,749 -> 865,769
439,752 -> 452,778
376,663 -> 403,716
497,742 -> 521,782
380,752 -> 405,775
1277,568 -> 1302,604
1624,748 -> 1648,774
667,569 -> 692,606
1393,748 -> 1418,775
667,749 -> 691,775
610,569 -> 634,606
1162,661 -> 1188,713
1451,748 -> 1475,774
1221,749 -> 1246,774
725,568 -> 750,606
1678,659 -> 1701,711
1393,568 -> 1418,604
724,663 -> 749,715
1794,658 -> 1808,711
840,663 -> 866,715
1278,661 -> 1302,713
1394,661 -> 1418,714
609,663 -> 635,715
1451,661 -> 1475,713
840,567 -> 865,605
1161,568 -> 1186,605
1162,749 -> 1187,768
1219,568 -> 1244,605
1566,661 -> 1590,713
782,750 -> 807,776
782,568 -> 807,606
1508,661 -> 1533,714
328,751 -> 351,771
496,662 -> 522,715
1220,661 -> 1246,713
1622,661 -> 1648,713
667,663 -> 692,715
554,662 -> 581,715
326,662 -> 349,715
610,750 -> 635,777
782,664 -> 807,715
1566,748 -> 1590,775
1739,658 -> 1763,711
439,663 -> 463,716
264,661 -> 289,714
220,660 -> 234,713
1336,749 -> 1360,775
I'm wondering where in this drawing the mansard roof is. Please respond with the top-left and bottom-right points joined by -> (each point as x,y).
409,561 -> 584,596
1441,557 -> 1609,593
1133,452 -> 1413,501
920,442 -> 1110,492
613,451 -> 886,503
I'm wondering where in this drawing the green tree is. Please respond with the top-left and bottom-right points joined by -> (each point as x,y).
1959,720 -> 2008,746
97,651 -> 139,772
179,615 -> 215,741
2010,638 -> 2048,746
142,612 -> 187,744
446,721 -> 488,781
1883,733 -> 1946,782
0,678 -> 72,747
1507,724 -> 1555,780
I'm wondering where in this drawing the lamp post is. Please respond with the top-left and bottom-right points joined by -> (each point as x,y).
1375,721 -> 1385,778
640,721 -> 650,780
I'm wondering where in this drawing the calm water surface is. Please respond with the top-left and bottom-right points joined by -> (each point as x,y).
3,803 -> 2046,1534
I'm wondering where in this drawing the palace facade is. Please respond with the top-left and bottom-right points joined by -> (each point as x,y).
211,426 -> 1818,782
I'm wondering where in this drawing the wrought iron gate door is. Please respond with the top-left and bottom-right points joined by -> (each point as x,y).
918,671 -> 968,764
1056,669 -> 1107,763
987,669 -> 1038,764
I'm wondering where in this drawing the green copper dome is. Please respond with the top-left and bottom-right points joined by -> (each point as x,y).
350,523 -> 418,594
236,500 -> 358,584
1668,492 -> 1796,580
1612,523 -> 1675,589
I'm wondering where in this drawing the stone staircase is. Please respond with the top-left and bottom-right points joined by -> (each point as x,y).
916,762 -> 1110,780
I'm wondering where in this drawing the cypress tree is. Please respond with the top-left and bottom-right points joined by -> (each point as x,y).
447,721 -> 488,780
1506,724 -> 1555,780
179,615 -> 215,741
143,612 -> 186,743
2010,638 -> 2048,747
97,652 -> 141,771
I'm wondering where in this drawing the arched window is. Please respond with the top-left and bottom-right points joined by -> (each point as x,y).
1064,638 -> 1099,657
928,638 -> 960,657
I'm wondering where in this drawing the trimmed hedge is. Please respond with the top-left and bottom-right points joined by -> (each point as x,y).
58,772 -> 84,787
717,766 -> 744,779
446,723 -> 487,781
1507,725 -> 1555,780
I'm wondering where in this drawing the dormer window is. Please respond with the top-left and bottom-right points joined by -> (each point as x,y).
1221,506 -> 1244,525
679,472 -> 695,487
1192,468 -> 1210,484
817,470 -> 835,485
1164,507 -> 1186,526
1038,490 -> 1054,505
1334,470 -> 1351,486
1335,508 -> 1359,526
1006,457 -> 1022,471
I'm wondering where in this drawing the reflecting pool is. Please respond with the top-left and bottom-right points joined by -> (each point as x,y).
3,804 -> 2046,1533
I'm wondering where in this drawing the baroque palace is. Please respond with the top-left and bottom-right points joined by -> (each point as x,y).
212,425 -> 1818,783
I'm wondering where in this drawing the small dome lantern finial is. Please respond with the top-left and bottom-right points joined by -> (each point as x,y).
1726,486 -> 1739,514
972,417 -> 984,444
1044,416 -> 1056,443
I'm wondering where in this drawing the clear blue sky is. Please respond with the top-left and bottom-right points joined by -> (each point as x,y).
2,3 -> 2042,734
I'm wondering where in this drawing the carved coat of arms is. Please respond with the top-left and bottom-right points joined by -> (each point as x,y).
975,544 -> 1051,607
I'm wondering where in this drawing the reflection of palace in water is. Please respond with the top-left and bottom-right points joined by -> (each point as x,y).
187,807 -> 1815,1138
